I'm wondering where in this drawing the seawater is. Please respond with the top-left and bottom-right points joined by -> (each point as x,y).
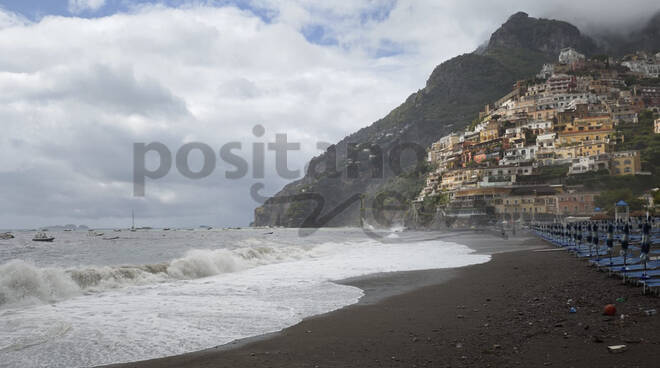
0,228 -> 490,367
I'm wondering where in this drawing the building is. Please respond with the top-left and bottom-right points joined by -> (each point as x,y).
555,192 -> 597,216
557,130 -> 612,147
537,132 -> 556,149
608,104 -> 638,124
479,121 -> 501,143
478,165 -> 534,187
536,93 -> 598,111
440,168 -> 483,191
428,133 -> 460,162
655,118 -> 660,134
558,116 -> 613,147
537,63 -> 554,79
610,150 -> 641,175
547,74 -> 576,94
500,145 -> 537,166
567,154 -> 609,175
575,141 -> 609,157
622,59 -> 660,78
495,186 -> 560,218
558,48 -> 586,66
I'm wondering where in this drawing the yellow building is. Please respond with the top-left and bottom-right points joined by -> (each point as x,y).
441,168 -> 483,191
555,145 -> 578,159
575,141 -> 608,157
565,115 -> 613,132
558,116 -> 613,146
611,151 -> 641,175
479,121 -> 500,143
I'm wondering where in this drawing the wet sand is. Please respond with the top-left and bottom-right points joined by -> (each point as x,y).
104,231 -> 660,368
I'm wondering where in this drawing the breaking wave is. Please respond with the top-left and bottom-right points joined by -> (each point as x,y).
0,245 -> 320,308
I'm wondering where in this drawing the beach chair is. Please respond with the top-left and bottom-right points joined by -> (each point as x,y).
641,279 -> 660,295
622,269 -> 660,281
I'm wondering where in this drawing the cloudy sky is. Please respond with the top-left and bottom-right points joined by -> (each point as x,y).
0,0 -> 658,229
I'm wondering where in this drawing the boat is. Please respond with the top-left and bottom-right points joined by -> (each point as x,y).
32,232 -> 55,242
130,210 -> 137,232
103,236 -> 120,240
88,230 -> 104,237
0,232 -> 14,240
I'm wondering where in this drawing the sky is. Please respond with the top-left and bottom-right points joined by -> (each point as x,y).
0,0 -> 658,229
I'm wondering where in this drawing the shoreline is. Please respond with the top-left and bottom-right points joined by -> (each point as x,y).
102,231 -> 555,368
104,231 -> 660,367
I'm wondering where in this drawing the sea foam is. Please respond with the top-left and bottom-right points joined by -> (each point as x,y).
0,245 -> 323,308
0,235 -> 489,368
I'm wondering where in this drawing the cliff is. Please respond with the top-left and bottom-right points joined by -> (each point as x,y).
253,12 -> 657,228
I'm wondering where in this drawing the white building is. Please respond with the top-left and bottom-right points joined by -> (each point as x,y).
500,145 -> 538,166
558,48 -> 585,65
537,63 -> 554,79
536,93 -> 599,111
537,133 -> 556,149
568,155 -> 610,175
622,60 -> 660,78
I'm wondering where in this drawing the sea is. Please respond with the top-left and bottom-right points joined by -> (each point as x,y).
0,227 -> 490,367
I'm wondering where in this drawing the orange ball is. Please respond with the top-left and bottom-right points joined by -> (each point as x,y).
603,304 -> 617,316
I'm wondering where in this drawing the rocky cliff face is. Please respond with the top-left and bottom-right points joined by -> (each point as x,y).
596,11 -> 660,56
253,12 -> 653,228
486,12 -> 598,56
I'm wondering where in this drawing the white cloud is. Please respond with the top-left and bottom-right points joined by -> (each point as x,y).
0,5 -> 415,228
0,7 -> 29,29
68,0 -> 107,14
0,1 -> 658,228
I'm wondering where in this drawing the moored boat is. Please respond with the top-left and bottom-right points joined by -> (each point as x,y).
32,232 -> 55,242
0,232 -> 14,240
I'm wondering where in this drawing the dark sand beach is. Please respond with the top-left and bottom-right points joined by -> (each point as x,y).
106,232 -> 660,368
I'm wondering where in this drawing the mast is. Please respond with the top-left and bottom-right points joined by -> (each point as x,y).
131,210 -> 135,230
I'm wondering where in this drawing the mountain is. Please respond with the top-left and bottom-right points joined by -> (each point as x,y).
485,12 -> 597,56
595,11 -> 660,56
253,12 -> 654,228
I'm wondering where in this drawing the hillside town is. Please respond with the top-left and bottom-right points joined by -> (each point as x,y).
416,48 -> 660,222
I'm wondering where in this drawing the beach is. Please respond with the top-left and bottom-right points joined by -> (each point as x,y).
102,231 -> 660,368
0,228 -> 492,367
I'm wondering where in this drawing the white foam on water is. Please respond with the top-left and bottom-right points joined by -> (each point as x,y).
0,245 -> 321,308
0,238 -> 489,368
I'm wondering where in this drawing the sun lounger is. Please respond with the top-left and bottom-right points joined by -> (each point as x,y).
622,269 -> 660,280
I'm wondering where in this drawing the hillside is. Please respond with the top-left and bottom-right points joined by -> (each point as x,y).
253,12 -> 657,228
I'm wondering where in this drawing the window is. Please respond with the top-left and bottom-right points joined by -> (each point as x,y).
624,160 -> 631,165
624,167 -> 631,173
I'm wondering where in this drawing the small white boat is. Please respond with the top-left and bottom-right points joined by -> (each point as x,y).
0,232 -> 14,240
32,232 -> 55,242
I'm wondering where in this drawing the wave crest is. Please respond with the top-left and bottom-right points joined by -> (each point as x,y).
0,245 -> 318,308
